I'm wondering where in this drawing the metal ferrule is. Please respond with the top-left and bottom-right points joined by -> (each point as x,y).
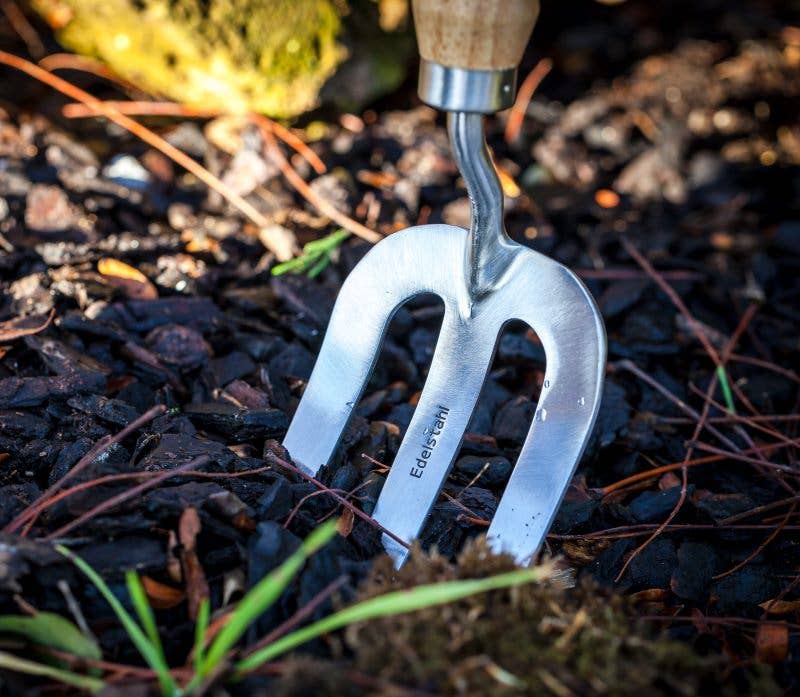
418,59 -> 516,113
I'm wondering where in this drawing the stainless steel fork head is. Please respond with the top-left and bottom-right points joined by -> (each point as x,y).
282,220 -> 606,565
283,107 -> 606,567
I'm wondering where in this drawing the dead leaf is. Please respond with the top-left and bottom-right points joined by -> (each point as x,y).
356,170 -> 398,189
595,188 -> 621,208
205,114 -> 250,155
659,471 -> 682,489
222,568 -> 246,607
495,163 -> 521,198
179,507 -> 209,621
166,530 -> 182,584
141,576 -> 185,609
182,230 -> 222,256
759,598 -> 800,615
0,309 -> 54,342
629,588 -> 671,603
755,622 -> 789,664
690,607 -> 711,634
98,257 -> 149,283
337,508 -> 355,538
98,258 -> 158,300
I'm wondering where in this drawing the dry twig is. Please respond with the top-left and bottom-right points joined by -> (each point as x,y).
504,58 -> 552,143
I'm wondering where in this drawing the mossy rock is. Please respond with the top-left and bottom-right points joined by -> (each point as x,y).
345,541 -> 780,696
30,0 -> 412,118
267,539 -> 780,697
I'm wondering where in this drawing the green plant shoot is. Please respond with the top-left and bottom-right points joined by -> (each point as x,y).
272,229 -> 350,278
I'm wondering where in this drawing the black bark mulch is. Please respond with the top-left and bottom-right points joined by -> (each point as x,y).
0,0 -> 799,694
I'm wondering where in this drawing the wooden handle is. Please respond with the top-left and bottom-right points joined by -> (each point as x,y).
412,0 -> 540,71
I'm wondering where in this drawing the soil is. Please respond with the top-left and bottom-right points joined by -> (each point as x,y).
0,0 -> 799,694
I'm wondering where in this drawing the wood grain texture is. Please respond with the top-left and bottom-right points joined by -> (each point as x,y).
412,0 -> 540,70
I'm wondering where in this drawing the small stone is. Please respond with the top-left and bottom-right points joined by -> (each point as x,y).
308,170 -> 354,215
258,223 -> 298,262
102,154 -> 152,190
164,122 -> 208,158
9,273 -> 53,315
222,149 -> 274,197
442,197 -> 471,228
25,184 -> 76,232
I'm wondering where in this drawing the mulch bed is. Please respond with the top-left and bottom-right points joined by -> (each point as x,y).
0,0 -> 799,693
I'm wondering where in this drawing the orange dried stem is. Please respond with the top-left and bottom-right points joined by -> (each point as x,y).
63,101 -> 326,175
39,53 -> 141,93
0,51 -> 271,230
255,116 -> 382,243
504,57 -> 552,143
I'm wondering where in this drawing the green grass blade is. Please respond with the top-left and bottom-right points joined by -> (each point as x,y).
271,256 -> 308,276
0,612 -> 101,662
301,239 -> 328,253
716,365 -> 737,414
56,546 -> 179,697
200,519 -> 339,677
125,571 -> 166,661
304,228 -> 349,253
271,229 -> 349,277
306,253 -> 332,278
235,564 -> 551,674
193,598 -> 210,675
0,650 -> 106,693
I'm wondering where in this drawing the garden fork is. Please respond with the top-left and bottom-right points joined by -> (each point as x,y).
283,0 -> 606,566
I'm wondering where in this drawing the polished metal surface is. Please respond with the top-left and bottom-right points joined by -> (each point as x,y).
418,59 -> 516,113
283,112 -> 606,566
449,112 -> 514,300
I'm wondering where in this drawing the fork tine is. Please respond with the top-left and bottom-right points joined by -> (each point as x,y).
284,222 -> 605,568
486,262 -> 606,564
283,224 -> 467,476
374,249 -> 605,566
372,311 -> 497,563
282,274 -> 396,476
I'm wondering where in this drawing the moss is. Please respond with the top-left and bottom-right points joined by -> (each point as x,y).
254,657 -> 363,697
337,539 -> 779,697
30,0 -> 345,118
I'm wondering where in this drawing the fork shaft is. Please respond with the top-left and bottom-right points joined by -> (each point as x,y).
448,112 -> 515,300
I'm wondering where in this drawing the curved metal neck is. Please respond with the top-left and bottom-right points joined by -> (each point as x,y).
448,112 -> 513,299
